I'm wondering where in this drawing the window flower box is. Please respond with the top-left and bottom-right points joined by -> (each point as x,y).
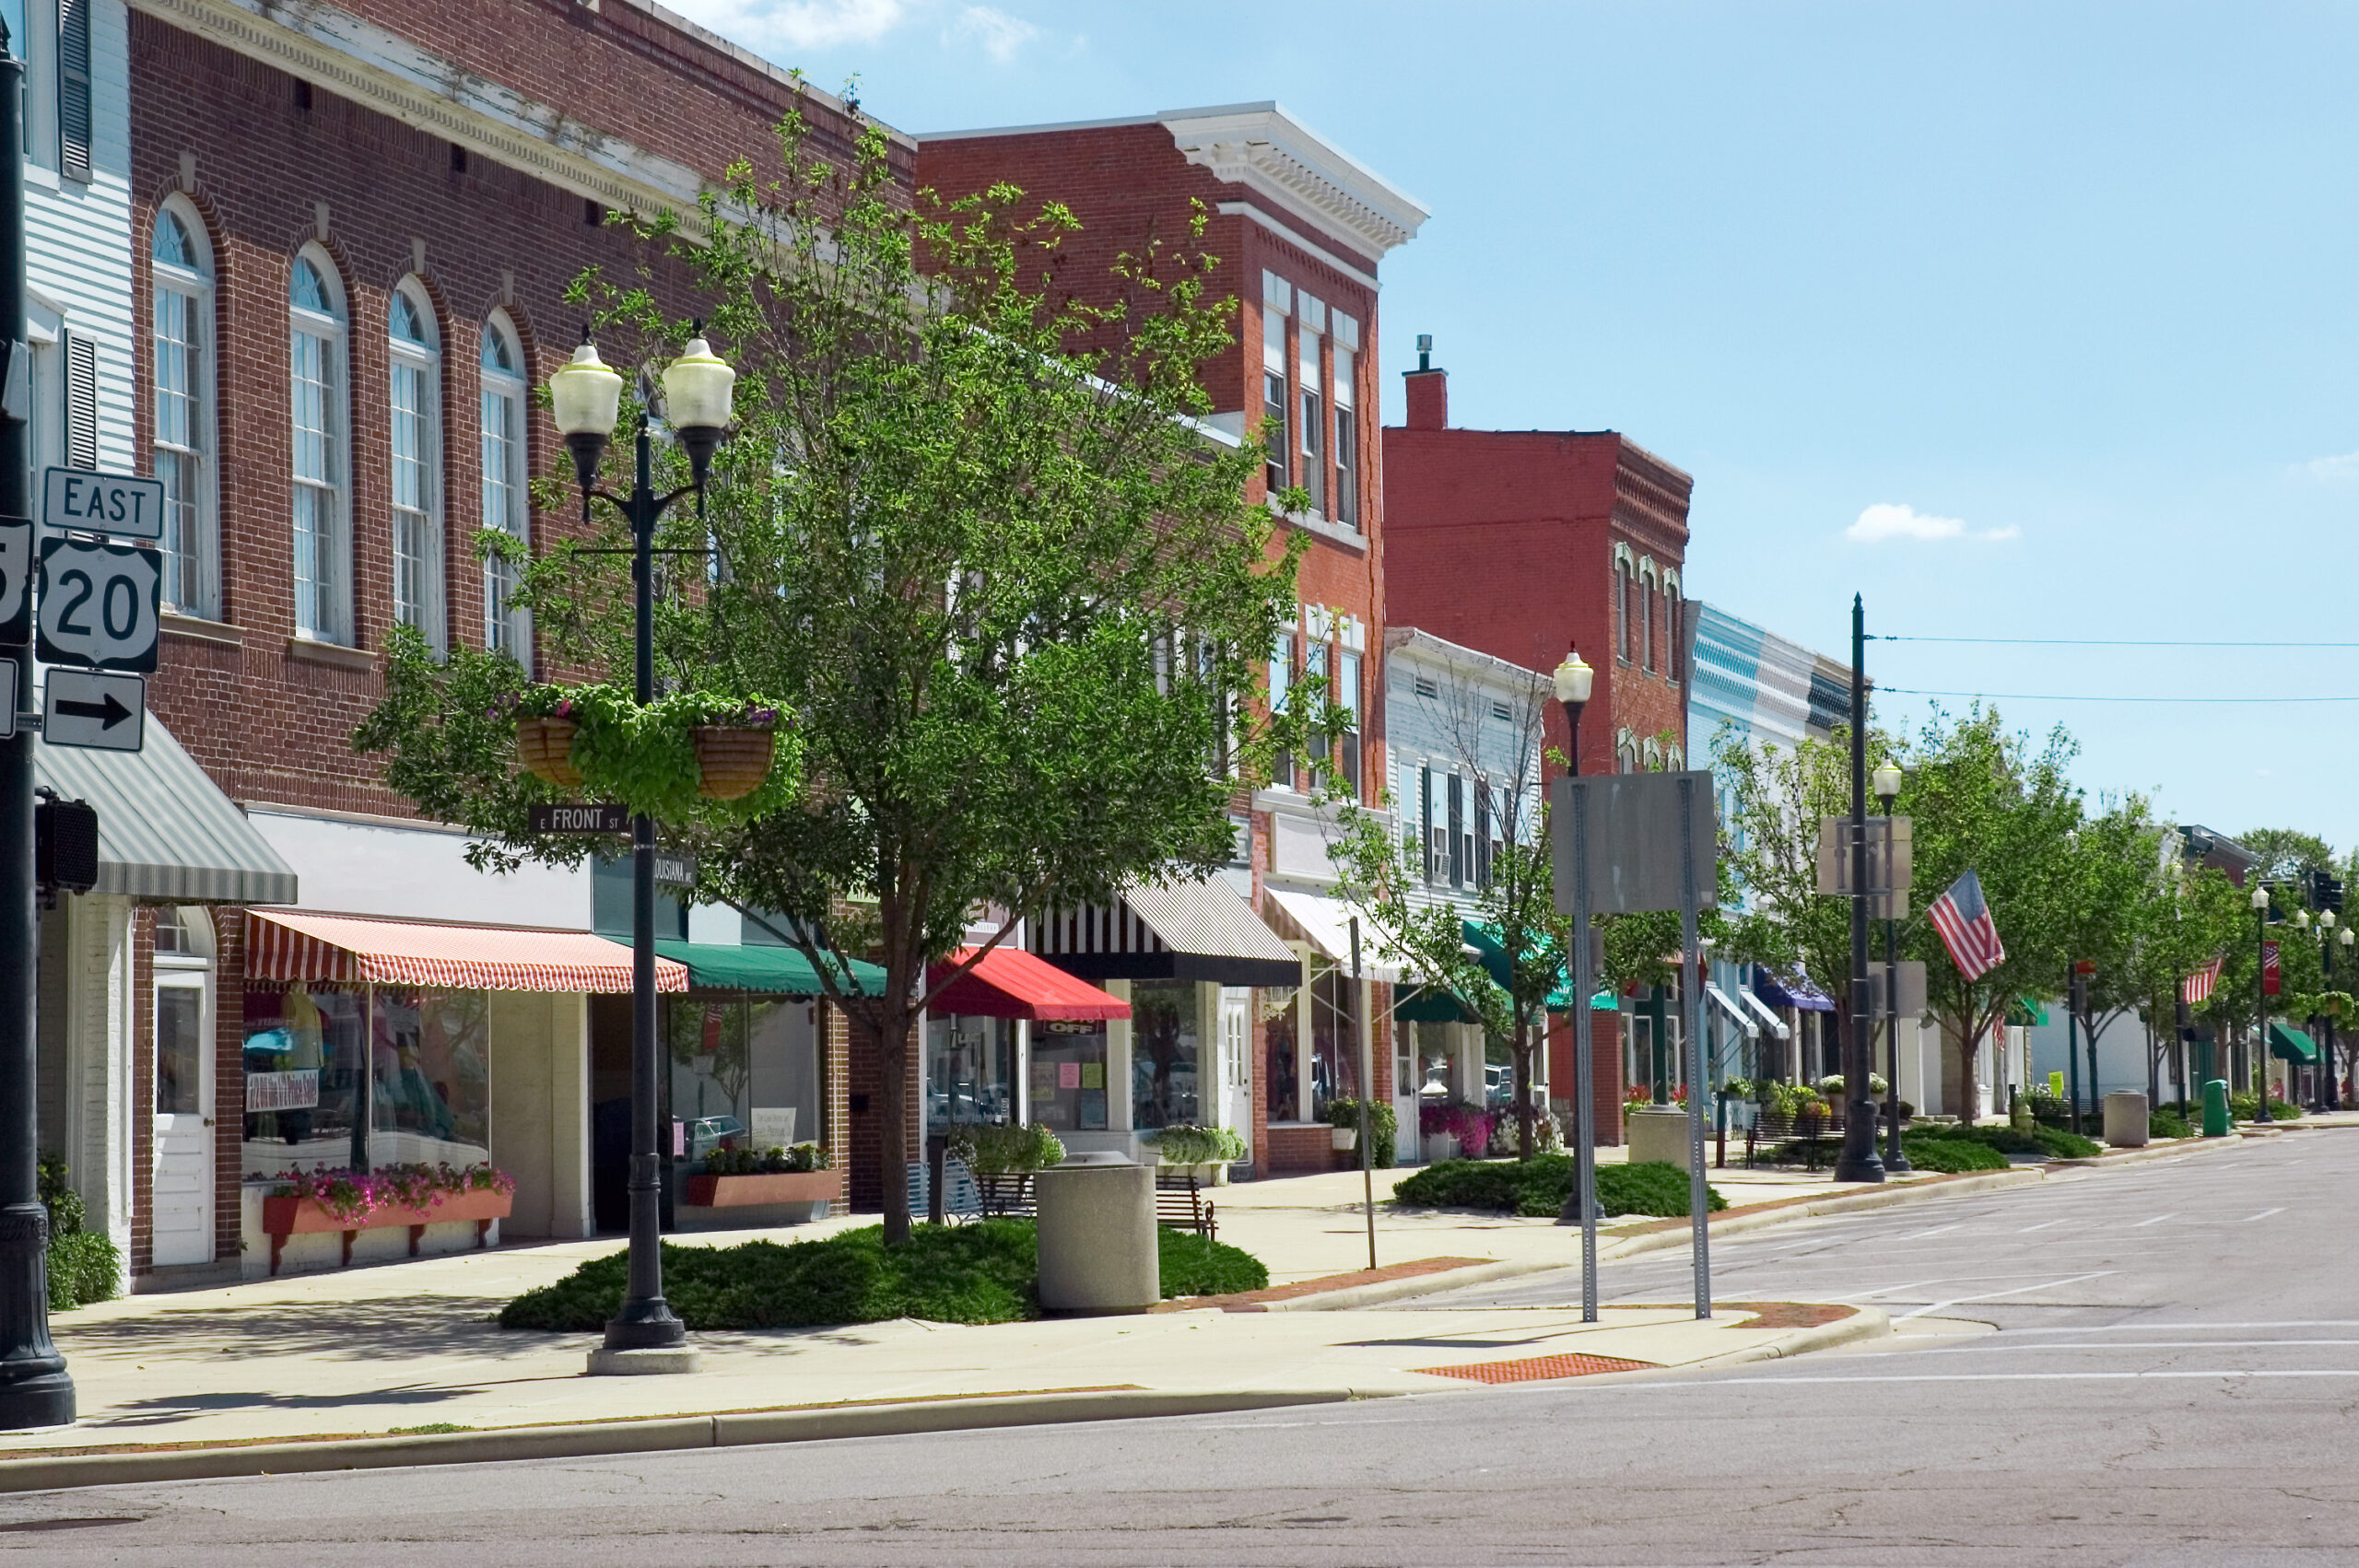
260,1187 -> 511,1276
684,1170 -> 839,1209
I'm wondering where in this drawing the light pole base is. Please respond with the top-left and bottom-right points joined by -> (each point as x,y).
587,1345 -> 702,1376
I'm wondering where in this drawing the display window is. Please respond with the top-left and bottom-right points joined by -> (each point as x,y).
1265,997 -> 1300,1122
1130,980 -> 1201,1130
1309,970 -> 1358,1118
369,989 -> 490,1167
241,987 -> 364,1174
927,1013 -> 1015,1134
665,995 -> 827,1168
1031,1020 -> 1109,1130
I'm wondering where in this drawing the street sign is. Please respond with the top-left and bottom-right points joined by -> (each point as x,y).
35,536 -> 158,673
0,518 -> 27,644
0,659 -> 15,742
1550,771 -> 1720,916
40,468 -> 165,542
1815,814 -> 1911,901
41,668 -> 144,752
529,802 -> 628,834
654,849 -> 697,889
1865,961 -> 1928,1016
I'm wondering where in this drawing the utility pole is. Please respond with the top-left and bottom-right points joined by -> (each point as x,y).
1836,595 -> 1883,1182
0,19 -> 74,1429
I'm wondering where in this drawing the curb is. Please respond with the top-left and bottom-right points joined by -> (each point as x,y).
1706,1303 -> 1891,1367
2054,1136 -> 2245,1170
0,1388 -> 1356,1496
1250,1257 -> 1566,1312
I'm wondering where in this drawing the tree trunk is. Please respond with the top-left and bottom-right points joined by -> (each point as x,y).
877,945 -> 916,1246
1513,1015 -> 1535,1160
1946,1014 -> 1980,1125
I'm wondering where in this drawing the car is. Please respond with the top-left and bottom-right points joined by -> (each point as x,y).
682,1114 -> 746,1160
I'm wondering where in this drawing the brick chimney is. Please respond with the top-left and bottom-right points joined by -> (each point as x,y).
1402,333 -> 1447,429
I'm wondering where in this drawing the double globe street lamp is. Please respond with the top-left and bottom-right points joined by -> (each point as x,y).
2251,883 -> 2274,1125
1872,760 -> 1910,1175
549,326 -> 735,1372
1550,649 -> 1600,1318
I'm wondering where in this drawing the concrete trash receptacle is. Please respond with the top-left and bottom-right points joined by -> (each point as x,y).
2103,1090 -> 2150,1148
1034,1152 -> 1158,1315
1625,1105 -> 1694,1169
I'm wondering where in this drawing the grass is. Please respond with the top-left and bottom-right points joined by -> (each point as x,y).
499,1220 -> 1268,1332
1896,1137 -> 2010,1174
2150,1107 -> 2195,1140
1390,1157 -> 1727,1219
1919,1123 -> 2103,1160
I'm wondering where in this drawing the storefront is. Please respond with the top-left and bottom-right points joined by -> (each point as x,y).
925,944 -> 1128,1141
238,907 -> 686,1273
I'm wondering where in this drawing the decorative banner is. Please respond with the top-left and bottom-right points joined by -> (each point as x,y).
2264,941 -> 2282,997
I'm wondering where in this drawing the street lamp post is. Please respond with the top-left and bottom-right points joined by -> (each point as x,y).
1551,649 -> 1600,1322
1873,761 -> 1910,1174
2251,883 -> 2274,1125
1837,595 -> 1884,1183
550,325 -> 734,1373
2335,926 -> 2354,1113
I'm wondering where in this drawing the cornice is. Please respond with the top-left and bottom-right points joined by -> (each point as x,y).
130,0 -> 712,228
1161,104 -> 1426,262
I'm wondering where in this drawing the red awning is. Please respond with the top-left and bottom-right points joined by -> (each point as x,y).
927,945 -> 1130,1023
245,907 -> 689,995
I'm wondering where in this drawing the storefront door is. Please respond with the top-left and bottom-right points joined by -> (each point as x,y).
152,971 -> 213,1267
1220,988 -> 1250,1156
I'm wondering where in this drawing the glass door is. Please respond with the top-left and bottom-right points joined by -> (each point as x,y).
152,973 -> 213,1267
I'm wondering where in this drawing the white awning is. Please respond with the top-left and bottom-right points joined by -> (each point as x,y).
37,718 -> 297,904
1706,984 -> 1759,1039
1261,887 -> 1404,984
1737,985 -> 1792,1040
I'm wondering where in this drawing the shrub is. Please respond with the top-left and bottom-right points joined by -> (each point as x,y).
2033,1128 -> 2103,1159
1324,1099 -> 1399,1167
2228,1093 -> 2302,1122
1391,1156 -> 1725,1219
947,1122 -> 1064,1176
702,1141 -> 829,1176
1419,1101 -> 1494,1159
1148,1124 -> 1248,1167
2150,1107 -> 2194,1140
1899,1137 -> 2010,1174
499,1220 -> 1269,1330
47,1232 -> 121,1313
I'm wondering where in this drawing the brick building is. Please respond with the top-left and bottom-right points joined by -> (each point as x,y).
1383,351 -> 1697,1139
111,0 -> 892,1283
919,105 -> 1428,1174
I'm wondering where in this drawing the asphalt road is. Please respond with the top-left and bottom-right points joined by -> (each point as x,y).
8,1129 -> 2359,1566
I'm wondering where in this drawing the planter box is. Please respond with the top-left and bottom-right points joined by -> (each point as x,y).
685,1170 -> 839,1208
1422,1133 -> 1460,1164
1330,1126 -> 1357,1152
260,1188 -> 511,1275
1156,1160 -> 1231,1188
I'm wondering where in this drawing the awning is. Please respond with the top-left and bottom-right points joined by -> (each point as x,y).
1737,987 -> 1792,1039
1391,984 -> 1475,1024
928,945 -> 1129,1022
1262,887 -> 1404,984
35,718 -> 296,904
1032,877 -> 1300,988
1707,983 -> 1759,1039
2010,997 -> 2050,1027
248,907 -> 686,993
2270,1022 -> 2320,1064
655,939 -> 885,996
1754,969 -> 1835,1012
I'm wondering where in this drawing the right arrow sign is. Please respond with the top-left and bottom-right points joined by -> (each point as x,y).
42,667 -> 144,752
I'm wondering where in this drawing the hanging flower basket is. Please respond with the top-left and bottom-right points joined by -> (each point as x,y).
517,717 -> 583,789
694,726 -> 776,801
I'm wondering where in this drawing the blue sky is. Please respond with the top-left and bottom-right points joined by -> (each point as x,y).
674,0 -> 2359,848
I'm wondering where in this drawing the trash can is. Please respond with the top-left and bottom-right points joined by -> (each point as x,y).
2201,1079 -> 2232,1138
2102,1090 -> 2149,1148
1034,1151 -> 1158,1315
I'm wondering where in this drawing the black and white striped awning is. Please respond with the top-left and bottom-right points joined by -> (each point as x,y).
1031,878 -> 1300,988
35,716 -> 298,905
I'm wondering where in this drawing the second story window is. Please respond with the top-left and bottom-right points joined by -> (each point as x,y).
1640,566 -> 1657,673
1332,312 -> 1360,532
1302,637 -> 1328,791
480,314 -> 530,665
1268,630 -> 1295,790
288,250 -> 350,644
388,281 -> 443,650
151,203 -> 217,619
1262,271 -> 1290,499
1335,648 -> 1360,795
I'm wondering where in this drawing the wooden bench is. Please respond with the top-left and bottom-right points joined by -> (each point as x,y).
1740,1107 -> 1837,1170
967,1170 -> 1216,1242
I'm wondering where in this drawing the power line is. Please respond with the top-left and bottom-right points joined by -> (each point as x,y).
1872,635 -> 2359,649
1879,688 -> 2359,705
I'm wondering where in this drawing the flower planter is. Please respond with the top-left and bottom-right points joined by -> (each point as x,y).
1329,1126 -> 1357,1153
1156,1159 -> 1231,1188
260,1188 -> 511,1276
685,1170 -> 839,1208
694,727 -> 776,801
516,717 -> 583,788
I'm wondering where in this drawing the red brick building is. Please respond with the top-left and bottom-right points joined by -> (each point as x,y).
1383,353 -> 1697,1134
116,0 -> 886,1282
920,105 -> 1430,1173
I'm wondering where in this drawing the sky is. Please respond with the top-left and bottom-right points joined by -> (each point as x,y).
669,0 -> 2359,849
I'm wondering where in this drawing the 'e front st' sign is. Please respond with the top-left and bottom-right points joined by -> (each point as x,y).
529,802 -> 629,834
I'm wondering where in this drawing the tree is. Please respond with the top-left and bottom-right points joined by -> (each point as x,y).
2061,793 -> 2168,1102
358,116 -> 1304,1245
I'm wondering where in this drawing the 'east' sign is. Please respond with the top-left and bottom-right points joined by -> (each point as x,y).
41,468 -> 165,542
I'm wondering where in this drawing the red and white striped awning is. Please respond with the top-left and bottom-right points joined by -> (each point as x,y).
244,908 -> 688,994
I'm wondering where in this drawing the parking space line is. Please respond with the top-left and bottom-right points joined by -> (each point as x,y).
2130,1213 -> 2177,1227
2243,1208 -> 2284,1223
1894,1270 -> 2117,1321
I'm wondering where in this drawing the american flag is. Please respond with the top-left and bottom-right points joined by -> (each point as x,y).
2183,957 -> 2223,1007
1929,868 -> 2008,981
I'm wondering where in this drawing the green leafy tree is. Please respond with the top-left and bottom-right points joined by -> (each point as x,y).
358,118 -> 1303,1245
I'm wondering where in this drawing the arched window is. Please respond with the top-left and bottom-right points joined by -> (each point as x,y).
1662,569 -> 1683,683
479,314 -> 529,664
151,202 -> 216,618
1638,560 -> 1658,673
1616,558 -> 1636,663
288,249 -> 349,642
388,279 -> 442,649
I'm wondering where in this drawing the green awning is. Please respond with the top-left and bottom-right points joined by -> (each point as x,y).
2009,997 -> 2050,1027
654,940 -> 885,996
2270,1021 -> 2320,1064
1462,920 -> 1599,1012
1392,984 -> 1475,1024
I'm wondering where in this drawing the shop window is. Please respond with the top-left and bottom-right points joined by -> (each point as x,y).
667,996 -> 827,1163
242,987 -> 365,1174
152,203 -> 217,618
1131,979 -> 1201,1130
1309,970 -> 1357,1121
926,1013 -> 1015,1135
289,249 -> 351,644
369,989 -> 489,1167
1264,990 -> 1299,1122
1031,1019 -> 1109,1131
388,280 -> 444,650
480,313 -> 531,663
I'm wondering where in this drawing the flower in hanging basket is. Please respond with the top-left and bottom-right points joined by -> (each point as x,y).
506,685 -> 585,789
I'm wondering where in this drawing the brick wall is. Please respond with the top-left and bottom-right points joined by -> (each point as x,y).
209,908 -> 247,1263
127,907 -> 153,1275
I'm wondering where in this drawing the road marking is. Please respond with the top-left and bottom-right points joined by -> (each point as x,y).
2130,1213 -> 2177,1227
1678,1370 -> 2359,1385
1894,1270 -> 2117,1322
1898,1223 -> 1963,1241
2015,1218 -> 2071,1233
2242,1208 -> 2285,1223
1989,1320 -> 2359,1333
1936,1340 -> 2359,1352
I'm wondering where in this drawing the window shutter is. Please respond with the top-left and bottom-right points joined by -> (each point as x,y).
1474,775 -> 1492,890
1447,773 -> 1465,887
1420,766 -> 1434,883
60,0 -> 93,181
63,331 -> 99,470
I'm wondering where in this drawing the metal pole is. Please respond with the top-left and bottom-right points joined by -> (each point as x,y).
602,421 -> 686,1358
1881,823 -> 1910,1172
2319,939 -> 2337,1114
1679,777 -> 1710,1318
0,23 -> 69,1427
1352,918 -> 1373,1272
1554,699 -> 1599,1323
2066,970 -> 2083,1135
1837,595 -> 1882,1181
2254,905 -> 2273,1122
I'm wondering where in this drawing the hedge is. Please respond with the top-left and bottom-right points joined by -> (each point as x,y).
1391,1156 -> 1726,1219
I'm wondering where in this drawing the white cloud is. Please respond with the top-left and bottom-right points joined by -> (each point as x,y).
2306,451 -> 2359,481
668,0 -> 906,52
1845,502 -> 2019,545
946,5 -> 1039,62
